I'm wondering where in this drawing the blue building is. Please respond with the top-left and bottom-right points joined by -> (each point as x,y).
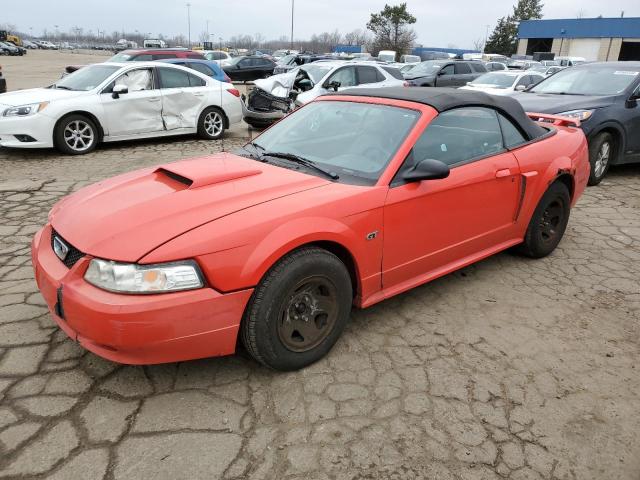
517,17 -> 640,61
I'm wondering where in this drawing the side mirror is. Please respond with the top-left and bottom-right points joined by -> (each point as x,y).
437,70 -> 446,76
514,84 -> 528,92
112,84 -> 128,99
626,93 -> 639,108
403,158 -> 450,183
322,80 -> 341,92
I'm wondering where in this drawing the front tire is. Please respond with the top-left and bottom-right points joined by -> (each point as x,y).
240,247 -> 353,371
54,114 -> 98,155
518,182 -> 571,258
587,132 -> 614,186
197,107 -> 225,140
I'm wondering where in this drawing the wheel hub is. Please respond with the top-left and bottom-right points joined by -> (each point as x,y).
278,277 -> 338,352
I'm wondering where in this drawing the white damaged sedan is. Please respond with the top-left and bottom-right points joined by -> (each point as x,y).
0,62 -> 243,154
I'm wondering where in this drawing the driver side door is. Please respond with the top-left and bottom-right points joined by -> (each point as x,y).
323,66 -> 357,92
382,107 -> 522,290
434,64 -> 455,87
100,67 -> 164,136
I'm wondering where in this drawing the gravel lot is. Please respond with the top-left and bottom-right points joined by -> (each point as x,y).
1,51 -> 639,480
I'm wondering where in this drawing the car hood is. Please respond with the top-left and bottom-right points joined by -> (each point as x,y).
404,73 -> 435,81
0,87 -> 88,107
254,70 -> 298,98
512,92 -> 617,114
50,153 -> 330,262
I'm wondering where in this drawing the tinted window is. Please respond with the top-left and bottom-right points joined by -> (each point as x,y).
187,72 -> 206,86
470,62 -> 485,73
327,67 -> 357,87
516,76 -> 530,87
186,54 -> 202,59
455,63 -> 472,74
412,107 -> 504,167
498,113 -> 527,149
383,67 -> 404,80
357,66 -> 382,84
207,51 -> 225,60
158,68 -> 191,88
190,63 -> 214,77
238,59 -> 252,68
440,64 -> 455,75
132,54 -> 153,61
152,54 -> 175,60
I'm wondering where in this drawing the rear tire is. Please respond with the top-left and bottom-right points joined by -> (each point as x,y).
587,132 -> 614,186
197,107 -> 225,140
54,114 -> 99,155
518,182 -> 571,258
240,247 -> 352,371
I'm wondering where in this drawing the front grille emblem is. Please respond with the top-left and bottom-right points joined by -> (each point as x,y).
53,236 -> 70,261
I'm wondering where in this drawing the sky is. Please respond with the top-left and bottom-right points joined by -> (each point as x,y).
3,0 -> 638,49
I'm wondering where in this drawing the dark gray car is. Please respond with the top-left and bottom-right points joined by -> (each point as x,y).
403,60 -> 486,87
514,62 -> 640,185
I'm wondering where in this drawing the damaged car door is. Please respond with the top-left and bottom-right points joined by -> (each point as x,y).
100,67 -> 164,136
156,66 -> 208,130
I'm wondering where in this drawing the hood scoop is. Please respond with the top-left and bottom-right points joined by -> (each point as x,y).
155,154 -> 262,189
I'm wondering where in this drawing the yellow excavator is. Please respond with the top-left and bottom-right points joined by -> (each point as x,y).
0,30 -> 22,47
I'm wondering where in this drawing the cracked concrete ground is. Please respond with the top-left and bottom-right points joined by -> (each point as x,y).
1,52 -> 640,480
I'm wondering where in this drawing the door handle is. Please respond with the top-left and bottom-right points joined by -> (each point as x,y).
495,168 -> 512,178
193,93 -> 205,97
148,97 -> 160,102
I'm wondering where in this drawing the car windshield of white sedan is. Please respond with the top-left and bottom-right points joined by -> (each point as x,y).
530,66 -> 639,95
54,65 -> 121,91
249,101 -> 419,184
470,73 -> 516,88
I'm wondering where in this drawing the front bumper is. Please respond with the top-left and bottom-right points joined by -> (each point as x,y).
31,225 -> 254,365
0,112 -> 55,148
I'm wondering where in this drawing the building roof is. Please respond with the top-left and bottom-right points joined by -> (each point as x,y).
518,17 -> 640,39
331,87 -> 547,140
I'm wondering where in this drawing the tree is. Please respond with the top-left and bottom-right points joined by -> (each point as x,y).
484,16 -> 518,55
484,0 -> 543,55
366,3 -> 417,58
512,0 -> 544,22
344,29 -> 370,46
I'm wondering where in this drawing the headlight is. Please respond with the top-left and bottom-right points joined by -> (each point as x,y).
84,259 -> 204,294
3,102 -> 49,117
557,109 -> 594,121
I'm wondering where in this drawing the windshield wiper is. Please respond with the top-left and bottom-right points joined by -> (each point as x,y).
262,151 -> 339,180
238,141 -> 267,161
535,91 -> 585,96
53,85 -> 74,90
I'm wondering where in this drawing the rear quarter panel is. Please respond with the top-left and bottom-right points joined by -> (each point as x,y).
511,124 -> 589,234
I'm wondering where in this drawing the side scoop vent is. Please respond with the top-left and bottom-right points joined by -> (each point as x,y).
156,168 -> 193,187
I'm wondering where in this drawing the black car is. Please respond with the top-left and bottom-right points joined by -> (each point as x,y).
514,62 -> 640,185
403,60 -> 486,87
223,55 -> 276,81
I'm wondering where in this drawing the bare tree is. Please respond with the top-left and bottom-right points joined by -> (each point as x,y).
472,38 -> 484,51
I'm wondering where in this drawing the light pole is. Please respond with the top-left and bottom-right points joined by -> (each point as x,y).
290,0 -> 295,50
186,3 -> 192,48
482,24 -> 490,53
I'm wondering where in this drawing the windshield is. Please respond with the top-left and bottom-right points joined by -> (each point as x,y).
108,52 -> 133,62
301,65 -> 332,83
530,66 -> 639,95
54,64 -> 120,91
247,101 -> 419,184
406,61 -> 443,77
470,73 -> 517,88
279,54 -> 297,65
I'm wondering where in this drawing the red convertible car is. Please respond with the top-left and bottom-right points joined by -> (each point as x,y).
31,88 -> 590,371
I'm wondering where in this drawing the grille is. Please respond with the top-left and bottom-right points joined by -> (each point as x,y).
248,88 -> 291,113
51,229 -> 85,268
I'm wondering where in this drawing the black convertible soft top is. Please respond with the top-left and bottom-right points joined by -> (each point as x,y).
333,87 -> 547,141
